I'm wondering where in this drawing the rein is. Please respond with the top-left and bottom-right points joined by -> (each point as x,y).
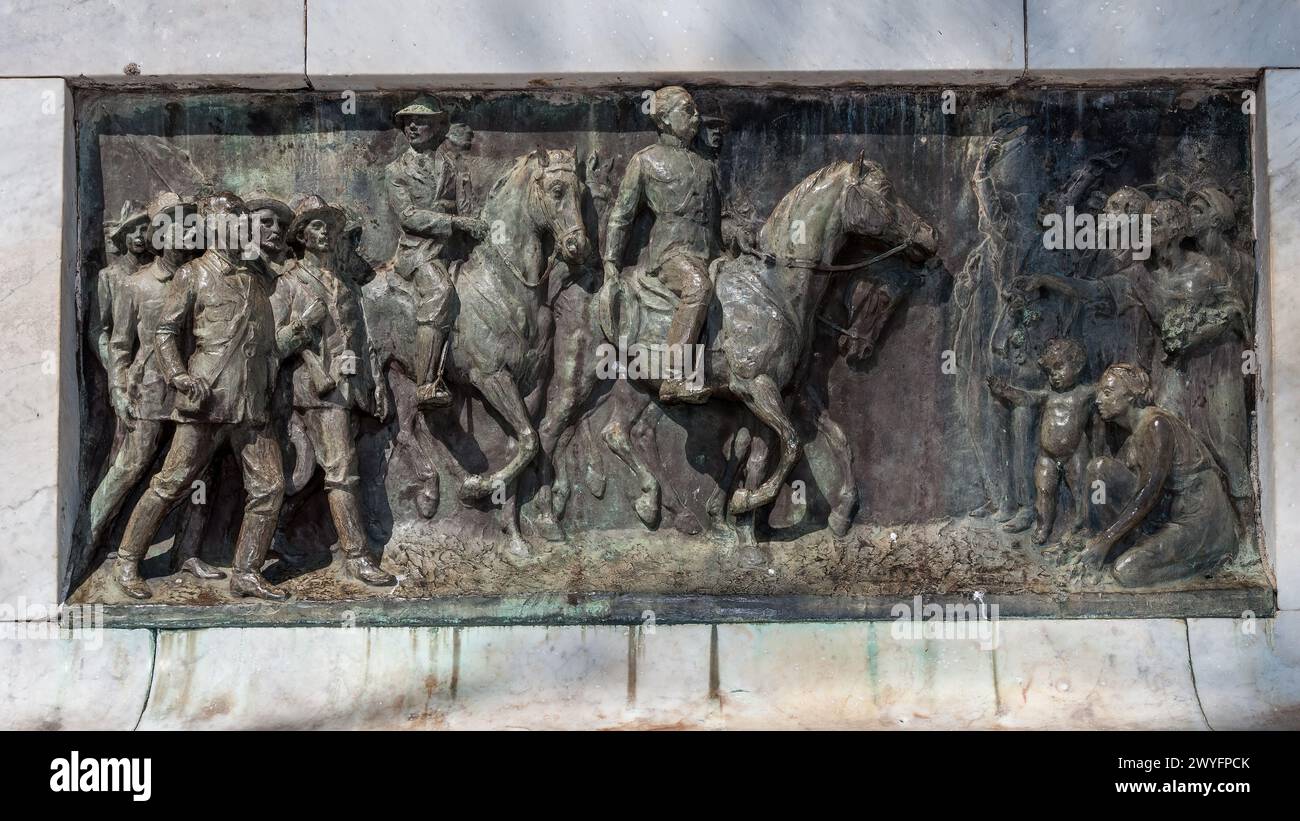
775,240 -> 910,273
483,159 -> 580,292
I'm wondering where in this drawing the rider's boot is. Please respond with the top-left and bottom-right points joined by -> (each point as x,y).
415,324 -> 452,409
659,296 -> 711,405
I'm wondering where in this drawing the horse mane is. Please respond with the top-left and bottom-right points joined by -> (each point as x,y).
759,161 -> 853,254
483,153 -> 536,215
482,149 -> 577,218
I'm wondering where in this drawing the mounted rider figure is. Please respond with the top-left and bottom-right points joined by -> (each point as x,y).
385,95 -> 488,409
603,86 -> 722,405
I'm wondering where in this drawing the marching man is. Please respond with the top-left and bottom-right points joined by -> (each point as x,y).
273,194 -> 396,587
112,193 -> 303,601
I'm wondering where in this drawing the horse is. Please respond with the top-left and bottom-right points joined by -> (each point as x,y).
367,148 -> 590,558
557,153 -> 938,565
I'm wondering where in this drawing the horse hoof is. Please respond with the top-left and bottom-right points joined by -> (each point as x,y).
552,480 -> 571,518
459,475 -> 493,502
531,512 -> 566,543
634,492 -> 661,528
672,509 -> 703,535
499,536 -> 534,566
738,545 -> 769,568
769,500 -> 807,529
584,464 -> 607,499
828,508 -> 853,537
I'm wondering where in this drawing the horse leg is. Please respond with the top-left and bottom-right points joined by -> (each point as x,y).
403,393 -> 441,519
578,416 -> 607,498
733,430 -> 770,566
531,313 -> 602,539
601,385 -> 661,528
498,474 -> 531,561
459,370 -> 540,503
799,383 -> 857,537
706,423 -> 751,527
632,401 -> 698,532
555,302 -> 608,513
731,374 -> 802,516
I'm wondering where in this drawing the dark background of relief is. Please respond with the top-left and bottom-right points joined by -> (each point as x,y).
66,85 -> 1257,595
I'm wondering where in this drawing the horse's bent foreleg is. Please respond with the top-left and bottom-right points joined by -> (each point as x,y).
800,384 -> 857,537
459,370 -> 540,503
601,385 -> 660,528
731,374 -> 801,516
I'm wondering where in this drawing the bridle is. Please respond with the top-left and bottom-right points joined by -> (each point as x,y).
768,177 -> 918,273
779,178 -> 927,341
489,157 -> 585,292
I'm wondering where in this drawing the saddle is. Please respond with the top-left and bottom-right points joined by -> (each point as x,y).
597,254 -> 799,370
596,263 -> 680,346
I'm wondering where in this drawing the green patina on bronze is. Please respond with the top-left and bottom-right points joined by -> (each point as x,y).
67,86 -> 1270,623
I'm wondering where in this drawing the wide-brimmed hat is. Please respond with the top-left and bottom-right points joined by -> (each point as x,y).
241,189 -> 294,224
107,199 -> 150,248
141,191 -> 198,251
341,206 -> 365,240
1186,184 -> 1236,225
197,191 -> 248,218
146,190 -> 197,222
697,97 -> 728,129
287,193 -> 347,246
394,95 -> 447,122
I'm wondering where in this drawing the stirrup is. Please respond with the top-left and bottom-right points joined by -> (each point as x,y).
417,379 -> 452,408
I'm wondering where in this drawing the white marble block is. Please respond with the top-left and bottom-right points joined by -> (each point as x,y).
137,624 -> 713,730
1187,613 -> 1300,729
991,620 -> 1207,729
1264,69 -> 1300,610
1029,0 -> 1300,76
0,78 -> 76,609
307,0 -> 1025,88
0,0 -> 306,87
715,622 -> 998,729
0,628 -> 154,730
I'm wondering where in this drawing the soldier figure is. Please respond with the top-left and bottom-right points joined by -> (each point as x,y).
695,99 -> 762,259
243,189 -> 295,272
92,200 -> 153,377
91,192 -> 222,580
273,195 -> 396,586
446,121 -> 484,220
696,102 -> 727,161
604,86 -> 722,404
385,96 -> 488,409
112,193 -> 304,601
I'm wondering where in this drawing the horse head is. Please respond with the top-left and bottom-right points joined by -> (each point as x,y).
524,148 -> 590,266
759,153 -> 938,269
840,152 -> 939,264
